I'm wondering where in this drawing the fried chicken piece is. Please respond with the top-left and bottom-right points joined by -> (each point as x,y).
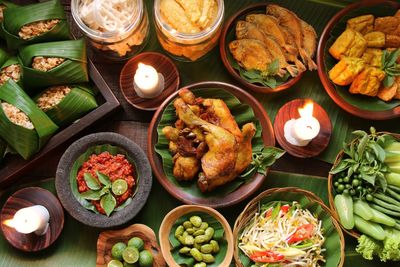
245,14 -> 297,54
174,98 -> 237,188
235,20 -> 299,76
329,28 -> 367,60
266,4 -> 317,70
374,16 -> 400,35
173,154 -> 200,181
385,34 -> 400,48
364,31 -> 385,48
300,20 -> 318,70
329,57 -> 366,86
361,48 -> 383,68
346,14 -> 374,35
349,67 -> 385,96
395,9 -> 400,18
377,81 -> 398,102
198,123 -> 256,192
229,39 -> 284,75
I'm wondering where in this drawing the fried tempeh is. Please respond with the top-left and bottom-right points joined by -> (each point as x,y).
346,14 -> 374,35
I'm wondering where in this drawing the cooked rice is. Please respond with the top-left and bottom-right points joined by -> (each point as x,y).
18,19 -> 60,40
1,102 -> 34,129
0,5 -> 6,22
37,86 -> 71,111
0,64 -> 21,85
32,56 -> 66,72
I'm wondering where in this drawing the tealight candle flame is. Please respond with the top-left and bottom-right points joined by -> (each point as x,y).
3,219 -> 14,228
298,101 -> 314,118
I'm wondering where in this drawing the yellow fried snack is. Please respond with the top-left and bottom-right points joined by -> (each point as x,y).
347,14 -> 374,35
364,31 -> 385,48
329,57 -> 366,86
361,48 -> 383,68
329,29 -> 367,60
395,77 -> 400,100
374,16 -> 400,35
385,34 -> 400,48
377,82 -> 398,102
349,67 -> 386,96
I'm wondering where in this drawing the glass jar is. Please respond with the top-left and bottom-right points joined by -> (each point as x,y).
154,0 -> 224,62
71,0 -> 149,61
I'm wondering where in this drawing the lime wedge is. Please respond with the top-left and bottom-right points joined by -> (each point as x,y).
128,237 -> 144,251
107,259 -> 123,267
122,246 -> 139,264
112,179 -> 128,196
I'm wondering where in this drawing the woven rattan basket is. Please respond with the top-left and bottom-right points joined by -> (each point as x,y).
233,187 -> 345,267
327,132 -> 400,239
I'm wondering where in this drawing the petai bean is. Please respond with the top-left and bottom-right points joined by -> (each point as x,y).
200,222 -> 208,230
190,248 -> 203,262
200,244 -> 213,254
185,235 -> 194,246
195,235 -> 207,244
202,253 -> 215,263
179,247 -> 191,254
186,228 -> 195,235
193,229 -> 205,236
183,221 -> 193,229
194,263 -> 206,267
190,216 -> 202,227
210,240 -> 220,253
175,225 -> 184,237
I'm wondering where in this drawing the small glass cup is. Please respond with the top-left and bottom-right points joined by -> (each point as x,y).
71,0 -> 149,61
153,0 -> 224,62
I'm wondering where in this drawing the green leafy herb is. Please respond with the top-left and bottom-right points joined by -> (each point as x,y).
83,173 -> 101,190
100,193 -> 117,217
96,170 -> 111,186
381,49 -> 400,88
80,190 -> 101,200
240,146 -> 286,177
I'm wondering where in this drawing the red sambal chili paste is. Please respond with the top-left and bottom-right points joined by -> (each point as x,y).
77,151 -> 135,214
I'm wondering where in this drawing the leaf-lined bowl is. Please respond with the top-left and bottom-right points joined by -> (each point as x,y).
234,187 -> 345,267
56,132 -> 152,228
220,3 -> 304,94
317,0 -> 400,120
148,81 -> 275,208
327,131 -> 400,238
159,205 -> 234,267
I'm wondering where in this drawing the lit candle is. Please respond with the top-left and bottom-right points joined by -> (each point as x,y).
4,205 -> 50,236
133,63 -> 164,99
284,101 -> 320,147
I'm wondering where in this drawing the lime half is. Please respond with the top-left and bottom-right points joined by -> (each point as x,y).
107,259 -> 124,267
128,237 -> 144,251
139,250 -> 154,267
122,246 -> 139,264
111,242 -> 127,260
112,179 -> 128,196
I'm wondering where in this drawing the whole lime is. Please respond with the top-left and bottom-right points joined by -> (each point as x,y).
123,261 -> 138,267
111,242 -> 127,260
128,237 -> 145,251
107,259 -> 124,267
139,250 -> 153,267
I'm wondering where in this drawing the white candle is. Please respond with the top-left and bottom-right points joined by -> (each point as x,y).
133,63 -> 164,99
284,101 -> 320,147
8,205 -> 50,236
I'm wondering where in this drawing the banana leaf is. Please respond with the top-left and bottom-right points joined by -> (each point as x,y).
0,137 -> 6,163
169,211 -> 227,267
69,144 -> 139,215
155,88 -> 264,198
324,3 -> 400,111
0,79 -> 58,159
237,189 -> 343,267
19,39 -> 88,91
2,0 -> 70,49
35,84 -> 98,127
0,0 -> 19,39
0,47 -> 8,67
0,56 -> 23,87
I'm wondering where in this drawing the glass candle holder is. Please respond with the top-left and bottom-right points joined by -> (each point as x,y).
71,0 -> 150,61
153,0 -> 224,62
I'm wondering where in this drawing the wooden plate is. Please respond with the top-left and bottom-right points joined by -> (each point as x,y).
159,205 -> 234,267
96,224 -> 166,267
220,3 -> 305,94
148,81 -> 275,208
120,52 -> 180,111
317,0 -> 400,120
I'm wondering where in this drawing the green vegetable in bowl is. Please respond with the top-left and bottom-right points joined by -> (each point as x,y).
334,193 -> 354,230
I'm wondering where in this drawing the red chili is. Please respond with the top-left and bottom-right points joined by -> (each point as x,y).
287,223 -> 314,244
249,251 -> 285,263
281,204 -> 290,213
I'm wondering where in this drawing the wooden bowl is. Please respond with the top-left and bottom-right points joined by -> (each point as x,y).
56,132 -> 152,228
147,81 -> 275,208
327,132 -> 400,238
159,205 -> 234,267
220,3 -> 305,94
317,0 -> 400,120
96,224 -> 166,267
234,187 -> 345,267
120,52 -> 180,111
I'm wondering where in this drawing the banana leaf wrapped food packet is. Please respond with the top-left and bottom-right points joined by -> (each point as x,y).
0,47 -> 9,66
0,137 -> 6,163
2,0 -> 70,48
35,84 -> 98,127
0,56 -> 22,87
0,80 -> 58,159
19,39 -> 89,91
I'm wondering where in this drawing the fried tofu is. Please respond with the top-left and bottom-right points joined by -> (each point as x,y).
374,16 -> 400,35
364,31 -> 385,48
361,48 -> 383,68
329,57 -> 366,86
377,81 -> 397,101
347,14 -> 374,35
329,28 -> 367,60
349,67 -> 386,97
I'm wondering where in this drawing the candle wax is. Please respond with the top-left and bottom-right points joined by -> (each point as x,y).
12,205 -> 50,235
133,63 -> 164,98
